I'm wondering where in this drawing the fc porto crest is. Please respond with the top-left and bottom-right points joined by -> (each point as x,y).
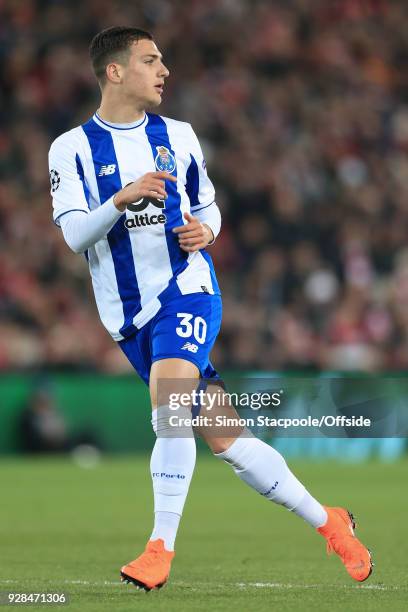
155,145 -> 176,173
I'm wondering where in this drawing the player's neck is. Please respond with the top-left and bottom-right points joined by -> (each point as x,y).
98,95 -> 146,124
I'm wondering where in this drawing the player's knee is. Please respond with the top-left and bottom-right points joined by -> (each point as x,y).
151,405 -> 193,437
206,435 -> 241,455
149,359 -> 201,410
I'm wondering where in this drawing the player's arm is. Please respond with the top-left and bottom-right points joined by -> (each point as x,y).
48,134 -> 95,230
59,172 -> 176,254
48,133 -> 122,253
173,125 -> 221,252
49,136 -> 175,253
191,201 -> 221,245
173,206 -> 221,252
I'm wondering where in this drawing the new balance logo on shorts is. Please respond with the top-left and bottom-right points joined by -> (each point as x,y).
181,342 -> 199,353
98,164 -> 116,176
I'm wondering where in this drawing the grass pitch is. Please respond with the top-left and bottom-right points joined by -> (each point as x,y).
0,453 -> 407,611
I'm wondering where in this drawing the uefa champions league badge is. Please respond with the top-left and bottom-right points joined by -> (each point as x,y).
155,146 -> 177,173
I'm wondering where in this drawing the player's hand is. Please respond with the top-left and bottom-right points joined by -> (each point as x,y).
113,171 -> 177,212
173,212 -> 214,252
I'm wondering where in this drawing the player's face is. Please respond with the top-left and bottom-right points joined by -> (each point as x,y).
121,39 -> 169,108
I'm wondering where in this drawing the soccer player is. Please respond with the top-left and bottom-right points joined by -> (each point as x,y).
48,27 -> 373,591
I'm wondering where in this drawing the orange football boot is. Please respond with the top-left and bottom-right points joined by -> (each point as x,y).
120,539 -> 175,591
317,506 -> 373,582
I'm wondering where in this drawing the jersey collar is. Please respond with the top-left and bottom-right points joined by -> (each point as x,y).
93,112 -> 147,131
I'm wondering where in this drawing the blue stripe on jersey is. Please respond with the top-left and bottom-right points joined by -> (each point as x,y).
75,154 -> 91,209
82,119 -> 140,338
145,113 -> 188,277
185,154 -> 200,209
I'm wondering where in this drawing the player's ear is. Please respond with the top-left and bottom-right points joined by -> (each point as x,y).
105,62 -> 123,85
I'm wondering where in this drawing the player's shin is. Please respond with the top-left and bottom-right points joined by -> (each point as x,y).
149,406 -> 196,551
214,430 -> 327,528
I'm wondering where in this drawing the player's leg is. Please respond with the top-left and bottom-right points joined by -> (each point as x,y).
119,290 -> 222,590
195,386 -> 373,582
119,353 -> 199,591
195,386 -> 327,527
120,294 -> 223,589
121,358 -> 199,590
148,358 -> 199,554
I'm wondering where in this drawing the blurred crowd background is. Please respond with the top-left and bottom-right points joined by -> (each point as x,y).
1,0 -> 408,374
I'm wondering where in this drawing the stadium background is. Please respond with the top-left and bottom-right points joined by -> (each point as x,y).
1,0 -> 407,456
1,2 -> 407,610
4,0 -> 408,375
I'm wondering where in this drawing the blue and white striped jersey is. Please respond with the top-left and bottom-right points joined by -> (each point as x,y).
48,112 -> 220,341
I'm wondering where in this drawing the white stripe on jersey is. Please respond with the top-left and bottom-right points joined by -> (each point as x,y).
177,251 -> 214,295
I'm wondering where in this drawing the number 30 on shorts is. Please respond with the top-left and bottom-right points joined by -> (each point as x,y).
176,313 -> 207,344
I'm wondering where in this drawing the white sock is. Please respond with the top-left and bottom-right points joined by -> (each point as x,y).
215,430 -> 327,528
150,511 -> 181,550
292,490 -> 328,528
149,406 -> 196,550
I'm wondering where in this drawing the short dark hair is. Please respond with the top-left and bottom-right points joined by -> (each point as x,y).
89,26 -> 153,83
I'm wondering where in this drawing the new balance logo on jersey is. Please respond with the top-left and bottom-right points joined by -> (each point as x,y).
181,342 -> 199,353
98,164 -> 116,176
